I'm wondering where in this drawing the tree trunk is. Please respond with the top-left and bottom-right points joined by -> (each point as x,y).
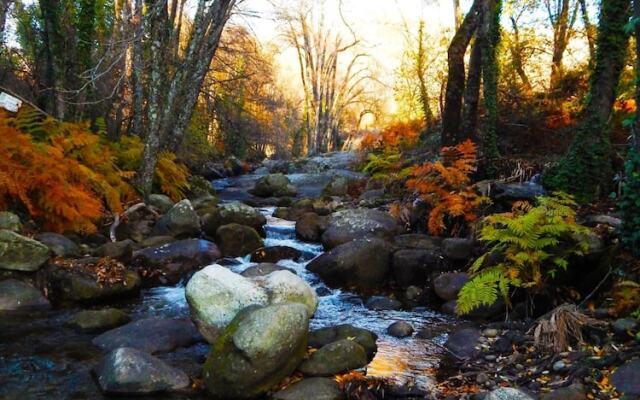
0,0 -> 12,45
441,0 -> 482,147
578,0 -> 596,64
544,0 -> 631,201
416,21 -> 434,130
131,0 -> 144,136
461,36 -> 482,140
549,0 -> 572,92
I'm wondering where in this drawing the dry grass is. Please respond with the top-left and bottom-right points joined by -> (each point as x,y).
530,303 -> 601,352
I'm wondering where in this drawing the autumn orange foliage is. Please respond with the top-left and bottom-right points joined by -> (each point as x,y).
359,120 -> 422,151
406,139 -> 487,236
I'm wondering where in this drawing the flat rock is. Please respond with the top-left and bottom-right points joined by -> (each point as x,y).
68,308 -> 130,333
321,209 -> 399,249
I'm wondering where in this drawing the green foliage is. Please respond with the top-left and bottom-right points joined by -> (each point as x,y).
620,150 -> 640,256
457,193 -> 591,315
361,152 -> 412,183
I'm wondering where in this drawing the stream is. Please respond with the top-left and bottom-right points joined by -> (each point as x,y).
0,164 -> 456,399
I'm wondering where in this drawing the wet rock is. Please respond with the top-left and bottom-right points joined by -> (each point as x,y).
307,238 -> 392,292
113,204 -> 158,243
203,304 -> 309,399
151,199 -> 201,238
540,384 -> 587,400
404,285 -> 426,308
95,240 -> 135,262
300,339 -> 368,376
251,173 -> 297,197
191,195 -> 219,217
0,211 -> 22,232
485,388 -> 535,400
186,175 -> 217,199
139,235 -> 175,248
296,212 -> 329,242
433,272 -> 469,301
147,194 -> 174,213
321,209 -> 399,249
308,325 -> 378,361
0,279 -> 50,311
68,308 -> 130,333
240,263 -> 296,277
612,318 -> 638,339
34,232 -> 81,257
391,249 -> 440,287
491,337 -> 513,355
186,265 -> 317,343
132,239 -> 221,285
387,321 -> 414,338
44,265 -> 140,303
0,230 -> 50,271
442,238 -> 474,261
272,377 -> 343,400
322,176 -> 350,197
215,223 -> 263,257
93,317 -> 202,353
611,359 -> 640,397
201,202 -> 266,236
94,347 -> 190,394
445,328 -> 481,360
393,234 -> 442,251
250,246 -> 302,263
552,360 -> 566,372
365,296 -> 402,311
492,182 -> 545,202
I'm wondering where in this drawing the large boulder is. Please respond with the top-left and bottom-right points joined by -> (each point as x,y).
250,246 -> 302,263
272,377 -> 343,400
147,194 -> 174,213
94,347 -> 190,395
251,173 -> 297,197
92,317 -> 202,353
0,230 -> 50,271
611,359 -> 640,397
307,238 -> 392,292
393,234 -> 442,251
0,279 -> 50,311
300,339 -> 368,377
442,238 -> 474,261
34,232 -> 81,257
433,272 -> 469,301
321,209 -> 399,249
202,202 -> 266,236
44,265 -> 140,303
391,249 -> 441,287
151,199 -> 201,238
132,239 -> 221,285
308,325 -> 378,361
215,224 -> 263,257
68,308 -> 130,333
296,212 -> 329,242
186,265 -> 317,343
203,304 -> 309,399
0,212 -> 22,232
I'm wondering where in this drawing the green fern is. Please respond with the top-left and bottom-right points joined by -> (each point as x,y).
457,193 -> 591,315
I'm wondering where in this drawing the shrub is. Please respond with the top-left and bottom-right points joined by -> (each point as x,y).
457,193 -> 591,315
406,140 -> 487,236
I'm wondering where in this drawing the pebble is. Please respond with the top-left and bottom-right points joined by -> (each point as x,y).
485,355 -> 497,361
552,361 -> 566,372
515,364 -> 524,370
483,328 -> 499,338
476,372 -> 489,384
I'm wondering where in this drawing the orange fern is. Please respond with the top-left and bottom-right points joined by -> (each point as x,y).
406,139 -> 487,236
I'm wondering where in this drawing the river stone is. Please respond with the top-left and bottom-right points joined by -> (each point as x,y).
44,266 -> 140,303
94,347 -> 190,394
365,296 -> 402,311
321,209 -> 399,249
309,324 -> 378,361
151,199 -> 201,238
251,173 -> 297,197
486,388 -> 535,400
307,238 -> 392,292
68,308 -> 130,333
95,240 -> 135,262
296,212 -> 329,242
250,246 -> 302,263
215,223 -> 263,257
272,377 -> 343,400
433,272 -> 469,301
393,234 -> 442,251
299,339 -> 368,376
34,232 -> 81,257
187,175 -> 217,198
240,263 -> 296,277
203,303 -> 309,399
202,202 -> 267,236
391,249 -> 440,287
0,279 -> 50,311
132,239 -> 221,285
445,328 -> 481,360
0,212 -> 22,232
147,194 -> 174,213
611,359 -> 640,397
93,317 -> 202,354
322,176 -> 350,197
186,265 -> 317,343
442,238 -> 474,261
387,321 -> 414,338
191,195 -> 219,217
0,230 -> 50,271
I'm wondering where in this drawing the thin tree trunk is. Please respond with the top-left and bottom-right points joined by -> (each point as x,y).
461,36 -> 482,140
441,0 -> 482,146
416,20 -> 434,130
0,0 -> 12,46
509,15 -> 532,92
578,0 -> 596,63
550,0 -> 572,92
131,0 -> 144,136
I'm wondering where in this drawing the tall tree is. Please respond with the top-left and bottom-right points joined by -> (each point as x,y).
481,0 -> 502,175
547,0 -> 579,92
544,0 -> 631,201
0,0 -> 12,45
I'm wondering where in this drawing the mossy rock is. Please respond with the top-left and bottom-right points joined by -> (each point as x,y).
0,230 -> 50,271
45,266 -> 140,303
0,212 -> 22,232
68,308 -> 131,332
215,223 -> 263,257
